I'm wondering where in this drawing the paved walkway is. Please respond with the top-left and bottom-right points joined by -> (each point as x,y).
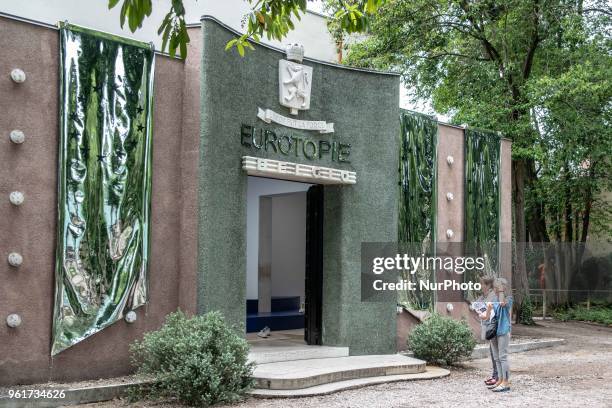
228,320 -> 612,407
73,320 -> 612,408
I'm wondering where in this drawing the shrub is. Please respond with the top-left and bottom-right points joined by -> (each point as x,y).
130,310 -> 254,406
407,314 -> 476,366
552,304 -> 612,326
518,296 -> 536,325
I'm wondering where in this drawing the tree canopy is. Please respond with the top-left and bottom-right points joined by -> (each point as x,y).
108,0 -> 385,57
339,0 -> 611,305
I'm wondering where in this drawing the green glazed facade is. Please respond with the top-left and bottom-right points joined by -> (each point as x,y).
464,128 -> 501,286
398,110 -> 438,310
197,17 -> 400,355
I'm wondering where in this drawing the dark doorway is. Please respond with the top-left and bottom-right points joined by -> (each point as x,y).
304,185 -> 324,345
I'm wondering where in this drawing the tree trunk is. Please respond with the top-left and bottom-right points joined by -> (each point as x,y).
563,162 -> 574,242
564,208 -> 573,242
574,210 -> 580,242
525,159 -> 549,242
553,213 -> 562,303
580,182 -> 592,243
575,182 -> 593,295
512,159 -> 530,308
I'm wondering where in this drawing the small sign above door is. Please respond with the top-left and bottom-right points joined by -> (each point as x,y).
242,156 -> 356,185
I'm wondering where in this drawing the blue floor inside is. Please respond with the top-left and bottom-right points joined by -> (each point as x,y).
246,296 -> 304,333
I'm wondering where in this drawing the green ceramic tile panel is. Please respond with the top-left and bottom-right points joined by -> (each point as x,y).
398,111 -> 438,310
464,128 -> 501,294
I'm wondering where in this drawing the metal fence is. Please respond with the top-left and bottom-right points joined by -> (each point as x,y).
519,288 -> 612,318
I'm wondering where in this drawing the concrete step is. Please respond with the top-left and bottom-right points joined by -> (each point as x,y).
249,343 -> 349,364
249,366 -> 450,397
253,354 -> 426,390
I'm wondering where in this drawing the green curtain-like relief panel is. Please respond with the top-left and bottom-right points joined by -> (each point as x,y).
52,23 -> 154,355
398,112 -> 437,310
464,129 -> 501,296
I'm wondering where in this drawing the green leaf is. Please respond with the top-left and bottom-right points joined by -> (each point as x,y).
180,39 -> 187,59
365,0 -> 377,14
160,21 -> 171,52
119,1 -> 128,27
113,0 -> 382,59
168,33 -> 178,58
128,8 -> 138,32
143,0 -> 152,16
225,39 -> 238,51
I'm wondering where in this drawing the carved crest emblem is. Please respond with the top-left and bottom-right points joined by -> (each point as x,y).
279,43 -> 312,115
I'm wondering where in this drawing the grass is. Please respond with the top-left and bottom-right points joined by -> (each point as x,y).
552,304 -> 612,326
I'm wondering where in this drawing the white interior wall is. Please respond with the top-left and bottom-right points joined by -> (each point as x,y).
270,192 -> 307,304
246,177 -> 310,300
1,0 -> 337,62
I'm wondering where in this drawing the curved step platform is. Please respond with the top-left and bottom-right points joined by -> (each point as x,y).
249,366 -> 450,398
249,344 -> 349,365
252,354 -> 429,391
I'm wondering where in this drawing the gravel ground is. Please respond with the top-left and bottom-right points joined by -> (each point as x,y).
72,320 -> 612,408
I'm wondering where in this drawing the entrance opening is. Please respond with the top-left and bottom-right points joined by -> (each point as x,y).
245,176 -> 323,346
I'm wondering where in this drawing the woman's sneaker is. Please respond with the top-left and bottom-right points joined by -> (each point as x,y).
491,385 -> 510,392
485,378 -> 497,385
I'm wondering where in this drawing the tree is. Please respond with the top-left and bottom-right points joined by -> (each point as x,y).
340,0 -> 611,309
107,0 -> 386,58
527,26 -> 612,302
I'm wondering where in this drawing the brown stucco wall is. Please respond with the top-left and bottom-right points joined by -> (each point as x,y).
434,125 -> 513,339
436,124 -> 466,248
499,139 -> 512,282
0,18 -> 60,385
433,124 -> 482,335
176,26 -> 201,315
396,123 -> 513,345
396,309 -> 421,352
0,16 -> 199,385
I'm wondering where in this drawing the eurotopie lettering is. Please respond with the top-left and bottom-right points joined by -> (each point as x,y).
241,124 -> 351,162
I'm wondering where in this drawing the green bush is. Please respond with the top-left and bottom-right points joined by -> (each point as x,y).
518,296 -> 536,325
407,314 -> 476,366
552,305 -> 612,326
130,310 -> 254,406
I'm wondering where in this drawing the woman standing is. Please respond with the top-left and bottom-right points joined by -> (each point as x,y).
481,278 -> 513,392
473,276 -> 498,385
